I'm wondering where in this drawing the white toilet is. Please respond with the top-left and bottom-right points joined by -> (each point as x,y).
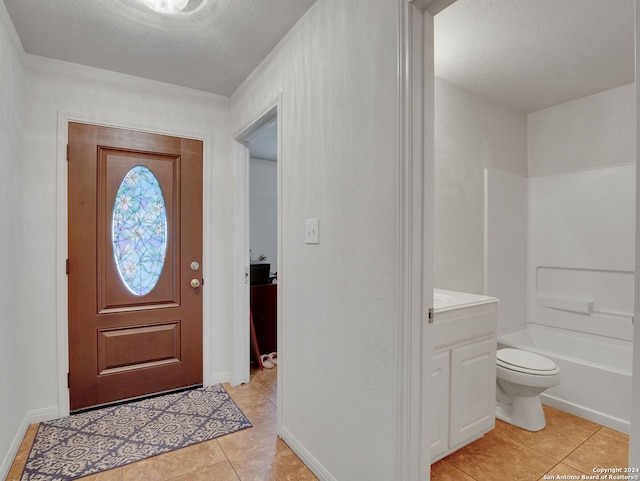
495,348 -> 560,431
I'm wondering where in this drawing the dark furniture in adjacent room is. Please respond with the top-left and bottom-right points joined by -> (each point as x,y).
250,283 -> 277,356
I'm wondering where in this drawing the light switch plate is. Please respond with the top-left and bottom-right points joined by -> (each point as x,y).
305,218 -> 319,244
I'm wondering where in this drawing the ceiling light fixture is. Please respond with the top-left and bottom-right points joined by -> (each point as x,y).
142,0 -> 189,14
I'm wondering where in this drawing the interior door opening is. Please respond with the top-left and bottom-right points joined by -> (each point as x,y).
246,114 -> 278,375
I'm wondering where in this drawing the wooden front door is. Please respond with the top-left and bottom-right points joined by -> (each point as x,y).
68,122 -> 203,411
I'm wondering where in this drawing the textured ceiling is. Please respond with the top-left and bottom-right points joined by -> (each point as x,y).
435,0 -> 635,112
3,0 -> 316,96
2,0 -> 634,112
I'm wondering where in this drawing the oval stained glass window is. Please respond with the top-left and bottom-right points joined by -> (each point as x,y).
112,165 -> 168,296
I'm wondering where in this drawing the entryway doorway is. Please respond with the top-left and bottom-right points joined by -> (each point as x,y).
67,122 -> 204,411
247,114 -> 278,372
231,100 -> 281,402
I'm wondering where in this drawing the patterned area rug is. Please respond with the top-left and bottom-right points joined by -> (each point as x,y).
21,385 -> 252,481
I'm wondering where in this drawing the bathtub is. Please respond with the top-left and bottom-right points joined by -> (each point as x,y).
498,324 -> 632,433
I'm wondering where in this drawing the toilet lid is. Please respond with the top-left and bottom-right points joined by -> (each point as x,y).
497,348 -> 558,373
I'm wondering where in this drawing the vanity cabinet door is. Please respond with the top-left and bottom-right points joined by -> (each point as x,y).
430,350 -> 450,461
450,337 -> 496,448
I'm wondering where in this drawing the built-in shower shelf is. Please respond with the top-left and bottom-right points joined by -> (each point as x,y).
536,295 -> 593,314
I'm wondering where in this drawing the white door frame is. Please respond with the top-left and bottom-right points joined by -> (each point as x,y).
631,0 -> 640,465
55,112 -> 214,418
231,96 -> 282,410
398,1 -> 456,479
397,2 -> 433,479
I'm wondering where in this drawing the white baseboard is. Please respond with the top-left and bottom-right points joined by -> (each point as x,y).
206,371 -> 232,387
279,425 -> 336,481
541,393 -> 630,434
0,416 -> 29,481
27,405 -> 59,424
0,405 -> 58,480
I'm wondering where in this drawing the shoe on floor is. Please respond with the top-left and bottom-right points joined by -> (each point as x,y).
261,354 -> 275,369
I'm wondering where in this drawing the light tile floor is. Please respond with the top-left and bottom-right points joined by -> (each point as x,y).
432,405 -> 631,481
7,367 -> 319,481
8,371 -> 631,481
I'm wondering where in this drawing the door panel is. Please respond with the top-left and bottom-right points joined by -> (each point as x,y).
68,122 -> 203,411
98,150 -> 178,310
450,338 -> 496,447
97,322 -> 181,375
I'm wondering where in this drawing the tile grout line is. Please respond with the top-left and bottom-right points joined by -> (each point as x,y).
554,426 -> 603,475
513,422 -> 603,480
434,456 -> 482,481
10,372 -> 288,481
435,417 -> 606,480
218,434 -> 251,481
218,438 -> 243,481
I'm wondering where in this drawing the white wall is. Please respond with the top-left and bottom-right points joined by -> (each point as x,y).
528,166 -> 635,339
0,3 -> 27,477
231,0 -> 400,478
434,78 -> 527,297
250,157 -> 277,270
19,55 -> 233,415
528,83 -> 635,176
485,170 -> 528,334
527,85 -> 636,340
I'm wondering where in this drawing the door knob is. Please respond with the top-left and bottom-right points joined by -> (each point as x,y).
190,278 -> 201,289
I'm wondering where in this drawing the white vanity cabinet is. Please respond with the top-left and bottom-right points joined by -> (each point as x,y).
429,289 -> 498,463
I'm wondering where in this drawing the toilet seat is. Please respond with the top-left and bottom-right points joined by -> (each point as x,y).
497,348 -> 559,376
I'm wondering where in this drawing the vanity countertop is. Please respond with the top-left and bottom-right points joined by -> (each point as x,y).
434,288 -> 498,313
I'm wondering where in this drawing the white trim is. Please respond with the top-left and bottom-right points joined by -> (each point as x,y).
483,169 -> 490,296
631,0 -> 640,464
0,418 -> 31,480
275,100 -> 283,429
56,112 -> 70,418
397,1 -> 434,479
208,371 -> 233,386
541,393 -> 630,435
27,406 -> 60,424
0,406 -> 59,480
56,111 -> 215,417
231,96 -> 281,143
231,139 -> 251,387
396,4 -> 414,478
423,0 -> 457,15
280,426 -> 337,481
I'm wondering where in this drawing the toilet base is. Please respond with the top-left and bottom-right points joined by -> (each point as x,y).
495,395 -> 546,432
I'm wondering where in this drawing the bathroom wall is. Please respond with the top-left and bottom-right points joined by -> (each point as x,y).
434,78 -> 528,304
485,169 -> 528,334
0,2 -> 26,477
527,84 -> 636,340
435,80 -> 636,340
528,83 -> 635,176
250,157 -> 277,270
